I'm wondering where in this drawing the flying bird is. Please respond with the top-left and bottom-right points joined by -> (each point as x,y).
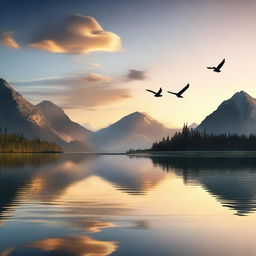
167,83 -> 189,98
146,87 -> 163,97
207,59 -> 225,72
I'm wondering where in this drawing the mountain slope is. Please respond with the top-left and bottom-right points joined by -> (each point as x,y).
37,100 -> 91,141
0,78 -> 92,151
92,112 -> 178,152
0,78 -> 65,142
197,91 -> 256,135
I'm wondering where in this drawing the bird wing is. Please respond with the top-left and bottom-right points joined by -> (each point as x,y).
216,59 -> 225,69
167,91 -> 177,95
146,89 -> 156,94
207,67 -> 215,69
178,83 -> 189,95
157,87 -> 162,94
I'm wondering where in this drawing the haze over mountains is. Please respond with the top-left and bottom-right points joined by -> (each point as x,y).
2,78 -> 256,152
92,112 -> 178,152
0,78 -> 175,152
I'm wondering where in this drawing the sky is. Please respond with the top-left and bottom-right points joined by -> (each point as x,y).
1,0 -> 256,130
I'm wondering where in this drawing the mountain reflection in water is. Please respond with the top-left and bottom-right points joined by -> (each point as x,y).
0,153 -> 256,256
149,155 -> 256,216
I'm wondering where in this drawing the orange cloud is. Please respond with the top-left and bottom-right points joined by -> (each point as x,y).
28,14 -> 121,54
83,220 -> 116,233
15,72 -> 132,108
27,236 -> 118,256
65,81 -> 131,108
0,31 -> 20,49
85,73 -> 111,83
0,248 -> 14,256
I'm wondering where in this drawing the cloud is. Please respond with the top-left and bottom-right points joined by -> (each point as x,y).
14,72 -> 131,108
28,14 -> 121,54
126,69 -> 146,81
64,78 -> 131,108
85,73 -> 111,83
0,248 -> 14,256
83,220 -> 115,233
0,31 -> 20,49
74,57 -> 102,69
3,236 -> 118,256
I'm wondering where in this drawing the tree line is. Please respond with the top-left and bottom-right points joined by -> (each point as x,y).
0,128 -> 62,153
151,124 -> 256,151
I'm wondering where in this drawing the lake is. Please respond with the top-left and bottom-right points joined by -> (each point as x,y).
1,153 -> 256,256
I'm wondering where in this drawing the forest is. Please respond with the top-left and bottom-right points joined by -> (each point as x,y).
0,129 -> 62,153
151,125 -> 256,151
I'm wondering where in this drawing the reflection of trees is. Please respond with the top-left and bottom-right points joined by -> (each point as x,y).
150,156 -> 256,216
150,155 -> 256,172
0,153 -> 60,169
0,153 -> 61,220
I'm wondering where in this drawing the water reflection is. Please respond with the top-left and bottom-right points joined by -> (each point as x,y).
1,236 -> 118,256
150,155 -> 256,216
1,153 -> 256,255
0,154 -> 61,219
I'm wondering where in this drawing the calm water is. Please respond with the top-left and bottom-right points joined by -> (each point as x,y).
1,153 -> 256,256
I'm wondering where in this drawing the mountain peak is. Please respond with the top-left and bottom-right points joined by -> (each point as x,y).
124,111 -> 154,120
128,111 -> 145,117
37,100 -> 64,114
93,111 -> 173,152
0,78 -> 9,86
189,122 -> 198,129
0,78 -> 17,93
232,90 -> 252,99
38,100 -> 60,107
0,78 -> 38,115
37,100 -> 91,142
229,90 -> 256,107
197,90 -> 256,135
39,100 -> 56,106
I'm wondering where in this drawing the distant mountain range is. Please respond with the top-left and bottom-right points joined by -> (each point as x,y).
2,78 -> 255,152
197,91 -> 256,135
0,78 -> 176,152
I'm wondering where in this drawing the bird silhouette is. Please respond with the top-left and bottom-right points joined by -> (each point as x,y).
167,83 -> 189,98
146,87 -> 163,97
207,59 -> 225,72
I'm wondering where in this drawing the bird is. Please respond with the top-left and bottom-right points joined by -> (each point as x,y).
207,59 -> 225,72
146,87 -> 163,97
167,83 -> 189,98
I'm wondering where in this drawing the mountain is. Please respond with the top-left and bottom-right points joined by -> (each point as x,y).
197,91 -> 256,135
0,78 -> 64,141
189,122 -> 198,129
0,78 -> 92,151
92,112 -> 178,152
0,78 -> 178,152
37,101 -> 91,142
